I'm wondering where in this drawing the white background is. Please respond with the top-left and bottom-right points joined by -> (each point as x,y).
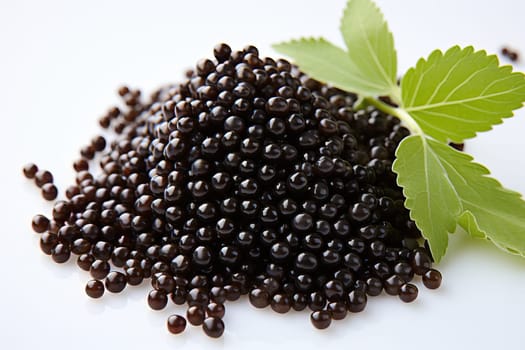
1,0 -> 524,349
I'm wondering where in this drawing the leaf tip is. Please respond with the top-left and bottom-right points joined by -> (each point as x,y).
271,41 -> 287,52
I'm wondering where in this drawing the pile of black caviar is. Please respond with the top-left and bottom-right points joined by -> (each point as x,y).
24,43 -> 442,337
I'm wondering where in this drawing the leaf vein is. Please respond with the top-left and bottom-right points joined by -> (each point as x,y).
406,85 -> 525,112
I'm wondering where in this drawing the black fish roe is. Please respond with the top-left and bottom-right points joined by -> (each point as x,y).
501,46 -> 519,62
25,43 -> 441,337
449,143 -> 465,152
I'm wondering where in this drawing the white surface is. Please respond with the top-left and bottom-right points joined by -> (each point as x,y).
1,0 -> 524,349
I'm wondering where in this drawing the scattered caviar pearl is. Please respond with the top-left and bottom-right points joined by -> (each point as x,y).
206,303 -> 225,319
85,280 -> 105,299
31,214 -> 49,233
202,317 -> 225,338
90,260 -> 110,279
327,301 -> 347,320
423,269 -> 442,289
148,289 -> 168,310
23,163 -> 38,179
271,293 -> 291,314
384,275 -> 404,296
310,310 -> 331,329
347,290 -> 367,312
501,46 -> 519,62
51,243 -> 70,263
105,272 -> 127,293
187,305 -> 206,326
41,183 -> 58,201
77,254 -> 94,271
399,283 -> 418,303
73,159 -> 89,172
35,170 -> 53,187
249,288 -> 270,308
167,314 -> 186,334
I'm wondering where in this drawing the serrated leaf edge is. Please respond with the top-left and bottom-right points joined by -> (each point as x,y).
394,135 -> 525,261
392,135 -> 459,261
400,45 -> 525,142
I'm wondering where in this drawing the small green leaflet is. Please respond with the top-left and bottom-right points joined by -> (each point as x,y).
272,38 -> 383,96
401,46 -> 525,143
340,0 -> 398,98
273,0 -> 398,99
394,136 -> 525,262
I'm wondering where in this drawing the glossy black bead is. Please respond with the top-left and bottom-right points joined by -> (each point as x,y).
85,280 -> 105,299
399,283 -> 418,303
167,314 -> 186,334
148,289 -> 168,310
202,317 -> 225,338
423,269 -> 442,289
105,272 -> 127,293
347,290 -> 367,313
411,248 -> 433,275
310,310 -> 331,330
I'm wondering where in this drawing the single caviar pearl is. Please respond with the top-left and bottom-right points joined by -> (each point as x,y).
327,301 -> 347,320
31,214 -> 50,233
308,291 -> 326,311
292,293 -> 307,311
23,163 -> 38,179
40,232 -> 57,255
213,43 -> 232,63
366,277 -> 383,296
41,183 -> 58,201
411,249 -> 433,275
167,314 -> 186,335
90,260 -> 110,279
105,271 -> 127,293
202,317 -> 225,338
77,254 -> 95,271
384,275 -> 404,296
347,290 -> 367,312
206,303 -> 225,319
310,310 -> 331,330
91,135 -> 106,152
187,287 -> 209,306
73,159 -> 89,172
423,269 -> 442,289
187,305 -> 205,326
51,243 -> 70,263
249,288 -> 270,308
209,286 -> 226,304
224,284 -> 241,301
350,203 -> 371,222
85,280 -> 105,298
271,293 -> 291,313
35,170 -> 53,187
148,289 -> 168,310
126,267 -> 144,286
399,283 -> 418,303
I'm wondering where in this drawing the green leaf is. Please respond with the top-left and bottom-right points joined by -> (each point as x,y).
392,136 -> 461,260
340,0 -> 398,97
273,38 -> 390,97
401,46 -> 525,143
394,135 -> 525,261
273,0 -> 399,99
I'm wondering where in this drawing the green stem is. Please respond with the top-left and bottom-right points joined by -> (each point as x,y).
364,97 -> 423,135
